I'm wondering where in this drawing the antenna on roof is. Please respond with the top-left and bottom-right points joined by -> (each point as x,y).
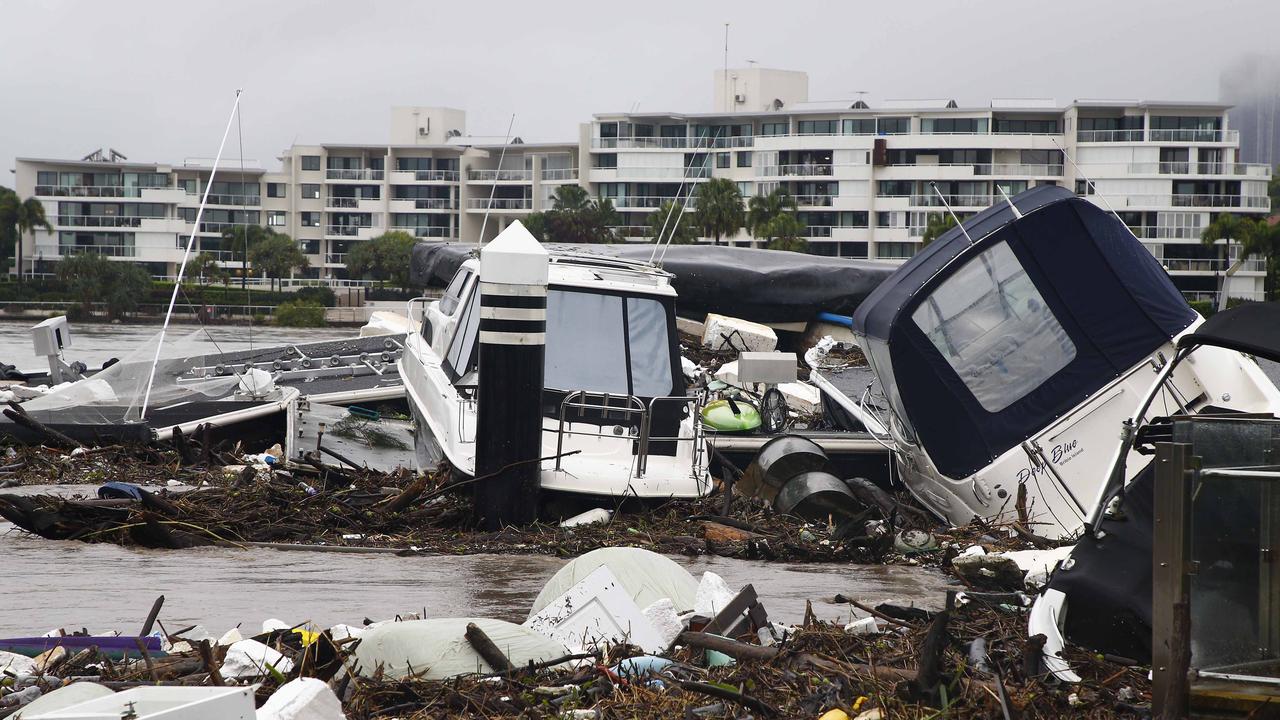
929,182 -> 975,245
995,184 -> 1023,218
478,113 -> 516,244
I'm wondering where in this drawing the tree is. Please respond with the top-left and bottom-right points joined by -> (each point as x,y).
523,185 -> 620,244
693,178 -> 744,245
55,254 -> 151,319
347,230 -> 416,289
1201,213 -> 1275,310
746,189 -> 798,247
184,252 -> 228,286
249,233 -> 309,292
1269,169 -> 1280,210
222,224 -> 274,288
761,213 -> 808,252
647,201 -> 696,245
921,213 -> 958,246
0,188 -> 53,281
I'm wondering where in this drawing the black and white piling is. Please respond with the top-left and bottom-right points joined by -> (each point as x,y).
473,221 -> 549,530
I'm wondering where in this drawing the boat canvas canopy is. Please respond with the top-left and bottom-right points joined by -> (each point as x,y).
1176,301 -> 1280,363
852,186 -> 1196,479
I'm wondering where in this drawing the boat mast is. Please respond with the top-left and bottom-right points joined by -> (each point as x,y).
139,90 -> 244,421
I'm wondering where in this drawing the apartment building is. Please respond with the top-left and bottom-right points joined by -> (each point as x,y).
10,69 -> 1273,302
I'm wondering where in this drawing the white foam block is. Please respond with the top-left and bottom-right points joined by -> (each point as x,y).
524,566 -> 667,654
222,638 -> 295,680
693,571 -> 738,617
257,678 -> 348,720
702,314 -> 777,353
641,598 -> 684,651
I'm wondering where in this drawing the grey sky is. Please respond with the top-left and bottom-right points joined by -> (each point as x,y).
3,0 -> 1278,180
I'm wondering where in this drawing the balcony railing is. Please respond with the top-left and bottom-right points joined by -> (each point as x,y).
325,168 -> 384,181
394,226 -> 453,238
612,196 -> 693,210
197,221 -> 258,234
613,225 -> 652,238
1155,257 -> 1266,273
1128,225 -> 1204,240
794,194 -> 836,207
980,163 -> 1064,176
909,194 -> 994,207
613,166 -> 712,179
40,244 -> 137,258
1076,129 -> 1145,143
326,197 -> 360,208
412,198 -> 456,210
592,136 -> 755,150
1166,194 -> 1270,210
325,253 -> 348,265
467,169 -> 534,182
1077,129 -> 1239,143
409,170 -> 459,182
466,197 -> 532,210
56,215 -> 159,228
757,164 -> 834,177
205,193 -> 261,206
541,168 -> 579,181
324,225 -> 370,236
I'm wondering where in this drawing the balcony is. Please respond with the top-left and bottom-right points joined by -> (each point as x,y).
204,193 -> 261,206
1162,194 -> 1269,210
325,168 -> 384,181
1076,129 -> 1240,143
395,226 -> 453,239
979,163 -> 1064,176
613,166 -> 712,180
326,197 -> 360,209
1076,129 -> 1145,143
591,136 -> 755,150
466,169 -> 533,182
465,197 -> 532,210
757,164 -> 834,178
55,215 -> 151,228
612,196 -> 692,210
1125,162 -> 1271,177
794,194 -> 836,207
541,168 -> 579,181
908,194 -> 994,207
325,253 -> 347,265
34,184 -> 170,199
1128,225 -> 1204,240
323,225 -> 374,237
38,244 -> 137,258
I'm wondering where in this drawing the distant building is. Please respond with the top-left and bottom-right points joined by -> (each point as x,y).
10,69 -> 1273,303
1220,54 -> 1280,167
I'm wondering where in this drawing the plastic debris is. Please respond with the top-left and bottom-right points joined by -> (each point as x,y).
256,677 -> 348,720
0,649 -> 36,676
892,529 -> 938,554
524,566 -> 667,654
222,638 -> 295,680
693,571 -> 737,617
702,314 -> 778,353
559,508 -> 614,528
843,617 -> 880,636
641,598 -> 683,650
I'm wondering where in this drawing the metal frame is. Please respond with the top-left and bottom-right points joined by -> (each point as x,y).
1151,441 -> 1194,719
554,390 -> 704,480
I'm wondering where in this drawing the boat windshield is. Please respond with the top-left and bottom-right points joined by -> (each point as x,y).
544,289 -> 674,398
911,241 -> 1076,413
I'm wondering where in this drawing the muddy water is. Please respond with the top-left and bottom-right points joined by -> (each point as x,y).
0,485 -> 954,637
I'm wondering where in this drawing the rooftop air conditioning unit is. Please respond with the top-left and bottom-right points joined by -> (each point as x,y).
734,94 -> 747,104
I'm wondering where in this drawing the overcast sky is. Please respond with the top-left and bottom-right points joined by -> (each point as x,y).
3,0 -> 1278,180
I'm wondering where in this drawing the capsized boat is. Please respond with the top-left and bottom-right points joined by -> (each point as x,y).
400,247 -> 710,499
849,185 -> 1280,540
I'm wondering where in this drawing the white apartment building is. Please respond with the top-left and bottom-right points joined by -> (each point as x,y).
10,69 -> 1273,303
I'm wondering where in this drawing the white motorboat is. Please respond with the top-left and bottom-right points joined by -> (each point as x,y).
849,185 -> 1280,540
399,249 -> 710,499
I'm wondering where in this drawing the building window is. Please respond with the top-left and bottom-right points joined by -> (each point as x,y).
300,211 -> 320,227
994,118 -> 1060,134
301,184 -> 320,199
267,183 -> 286,198
716,153 -> 730,169
842,119 -> 876,135
797,119 -> 839,135
592,153 -> 617,169
760,122 -> 788,136
736,182 -> 753,198
877,180 -> 912,197
301,156 -> 321,172
268,211 -> 287,226
177,179 -> 197,194
178,207 -> 197,223
876,211 -> 894,228
921,117 -> 989,134
877,117 -> 910,135
1074,180 -> 1096,195
736,151 -> 752,168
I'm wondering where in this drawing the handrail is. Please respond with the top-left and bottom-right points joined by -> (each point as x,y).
553,391 -> 702,479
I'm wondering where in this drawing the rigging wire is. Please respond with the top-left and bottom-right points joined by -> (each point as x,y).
651,127 -> 723,265
140,90 -> 244,420
478,114 -> 516,244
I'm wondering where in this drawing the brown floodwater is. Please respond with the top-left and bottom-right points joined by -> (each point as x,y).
0,485 -> 955,637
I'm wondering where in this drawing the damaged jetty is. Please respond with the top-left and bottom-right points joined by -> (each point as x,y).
5,187 -> 1280,716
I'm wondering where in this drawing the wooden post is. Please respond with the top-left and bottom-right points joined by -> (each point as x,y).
1152,442 -> 1193,720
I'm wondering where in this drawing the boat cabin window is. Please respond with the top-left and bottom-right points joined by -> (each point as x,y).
439,268 -> 473,316
544,289 -> 674,398
911,241 -> 1075,413
444,281 -> 481,378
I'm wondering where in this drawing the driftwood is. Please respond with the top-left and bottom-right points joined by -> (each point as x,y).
679,680 -> 779,717
4,401 -> 82,449
464,622 -> 514,673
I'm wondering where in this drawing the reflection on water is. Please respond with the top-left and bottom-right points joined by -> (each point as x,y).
0,486 -> 954,635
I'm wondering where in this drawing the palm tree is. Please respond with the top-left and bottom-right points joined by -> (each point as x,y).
647,200 -> 695,245
223,225 -> 275,287
693,178 -> 744,245
1200,213 -> 1273,310
761,213 -> 808,252
746,189 -> 798,248
921,213 -> 958,247
550,185 -> 592,212
0,190 -> 53,281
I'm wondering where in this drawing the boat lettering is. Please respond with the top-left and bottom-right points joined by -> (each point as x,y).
1015,439 -> 1084,483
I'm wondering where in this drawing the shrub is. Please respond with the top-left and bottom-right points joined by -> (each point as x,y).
294,286 -> 337,307
275,300 -> 326,327
1188,300 -> 1215,318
